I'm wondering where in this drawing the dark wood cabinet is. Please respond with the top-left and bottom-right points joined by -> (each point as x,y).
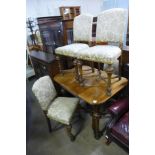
37,16 -> 64,53
29,51 -> 59,80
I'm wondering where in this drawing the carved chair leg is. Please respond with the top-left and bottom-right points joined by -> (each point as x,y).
77,60 -> 84,85
56,55 -> 64,75
65,125 -> 75,141
91,61 -> 95,73
73,59 -> 79,82
106,64 -> 114,96
97,62 -> 102,80
43,111 -> 52,132
118,56 -> 122,80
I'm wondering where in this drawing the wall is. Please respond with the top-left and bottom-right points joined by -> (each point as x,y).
101,0 -> 129,11
26,0 -> 102,18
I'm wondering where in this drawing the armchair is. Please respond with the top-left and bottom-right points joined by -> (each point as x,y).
105,98 -> 129,150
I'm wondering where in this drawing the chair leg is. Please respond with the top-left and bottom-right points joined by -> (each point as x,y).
65,125 -> 75,141
77,60 -> 84,85
91,61 -> 95,73
56,55 -> 64,75
118,56 -> 122,80
106,64 -> 113,96
73,59 -> 79,82
43,111 -> 52,132
97,62 -> 102,79
105,135 -> 112,145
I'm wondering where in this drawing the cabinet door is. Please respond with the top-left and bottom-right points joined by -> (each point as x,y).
39,21 -> 64,53
31,60 -> 48,78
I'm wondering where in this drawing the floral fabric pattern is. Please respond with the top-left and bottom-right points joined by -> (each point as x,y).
32,76 -> 57,111
47,97 -> 79,125
73,14 -> 94,42
77,45 -> 121,64
96,8 -> 127,43
55,43 -> 89,57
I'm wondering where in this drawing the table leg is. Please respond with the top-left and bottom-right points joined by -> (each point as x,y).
92,105 -> 102,140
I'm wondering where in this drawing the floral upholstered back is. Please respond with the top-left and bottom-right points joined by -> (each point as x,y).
32,76 -> 57,111
73,14 -> 93,42
96,8 -> 127,44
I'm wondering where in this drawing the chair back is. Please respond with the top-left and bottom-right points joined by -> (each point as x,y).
73,14 -> 93,42
96,8 -> 127,44
32,76 -> 57,111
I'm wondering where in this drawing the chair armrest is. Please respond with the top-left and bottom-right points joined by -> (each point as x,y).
108,98 -> 129,117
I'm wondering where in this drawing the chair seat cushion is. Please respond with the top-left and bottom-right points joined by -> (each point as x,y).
47,97 -> 79,125
111,112 -> 129,145
77,45 -> 121,64
55,43 -> 89,57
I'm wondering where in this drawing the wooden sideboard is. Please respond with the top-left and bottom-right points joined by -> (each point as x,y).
29,51 -> 59,80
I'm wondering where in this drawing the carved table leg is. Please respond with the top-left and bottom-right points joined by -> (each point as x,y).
92,105 -> 102,140
56,55 -> 63,75
106,64 -> 114,96
65,125 -> 75,141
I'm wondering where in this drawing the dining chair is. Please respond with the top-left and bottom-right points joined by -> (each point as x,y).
55,14 -> 94,83
32,75 -> 80,141
77,8 -> 128,95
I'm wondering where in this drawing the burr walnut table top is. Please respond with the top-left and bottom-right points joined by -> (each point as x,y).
54,67 -> 128,105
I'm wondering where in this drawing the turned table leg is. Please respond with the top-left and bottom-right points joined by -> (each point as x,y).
92,105 -> 102,140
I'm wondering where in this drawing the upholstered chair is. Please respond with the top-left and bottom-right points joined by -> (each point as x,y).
32,76 -> 79,141
77,8 -> 128,95
55,14 -> 94,82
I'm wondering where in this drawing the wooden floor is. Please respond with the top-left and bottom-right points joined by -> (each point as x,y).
54,66 -> 128,105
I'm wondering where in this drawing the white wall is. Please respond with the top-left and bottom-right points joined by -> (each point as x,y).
101,0 -> 129,11
26,0 -> 102,18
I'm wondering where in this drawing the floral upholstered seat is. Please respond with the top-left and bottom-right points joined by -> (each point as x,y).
47,97 -> 79,125
77,45 -> 121,64
55,14 -> 93,58
32,75 -> 80,141
55,43 -> 89,58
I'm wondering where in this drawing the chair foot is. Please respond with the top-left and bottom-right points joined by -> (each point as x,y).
105,135 -> 112,145
66,125 -> 75,141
